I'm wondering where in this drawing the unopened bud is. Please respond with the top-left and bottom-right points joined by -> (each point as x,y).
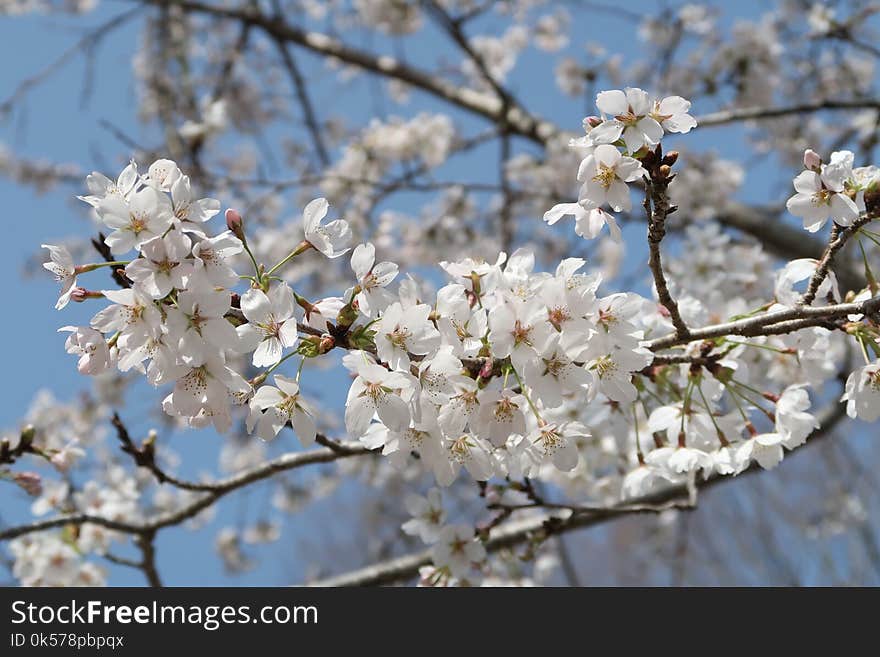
225,208 -> 246,242
144,429 -> 158,454
71,288 -> 103,303
13,471 -> 42,497
658,164 -> 672,179
20,425 -> 36,447
336,304 -> 358,330
584,115 -> 603,128
803,149 -> 822,171
662,151 -> 679,166
478,357 -> 494,379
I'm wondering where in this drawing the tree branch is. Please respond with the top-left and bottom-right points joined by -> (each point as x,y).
0,440 -> 372,542
647,294 -> 880,352
712,203 -> 867,297
644,149 -> 690,339
695,99 -> 880,128
135,530 -> 162,587
138,0 -> 558,145
272,36 -> 330,168
803,215 -> 874,305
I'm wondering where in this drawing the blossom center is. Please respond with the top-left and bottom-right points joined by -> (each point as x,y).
593,355 -> 617,379
536,427 -> 562,454
512,320 -> 533,346
448,435 -> 473,463
259,316 -> 282,339
277,394 -> 300,416
182,366 -> 209,394
452,320 -> 472,340
543,355 -> 567,378
386,325 -> 412,349
363,272 -> 379,290
811,189 -> 833,206
614,110 -> 639,126
362,381 -> 388,403
548,305 -> 571,330
493,398 -> 516,422
129,212 -> 149,234
592,163 -> 617,190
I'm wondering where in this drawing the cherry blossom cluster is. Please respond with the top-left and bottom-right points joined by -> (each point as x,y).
38,88 -> 880,561
785,148 -> 870,232
44,158 -> 359,438
544,86 -> 697,242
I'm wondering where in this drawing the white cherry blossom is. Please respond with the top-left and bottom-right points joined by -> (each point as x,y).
431,525 -> 486,578
591,87 -> 664,153
302,197 -> 352,258
96,185 -> 174,254
58,326 -> 112,375
375,302 -> 441,370
350,242 -> 398,317
247,375 -> 316,445
41,244 -> 78,310
543,203 -> 622,242
842,361 -> 880,422
402,488 -> 446,543
786,150 -> 861,232
237,285 -> 299,367
577,144 -> 646,212
344,353 -> 416,437
124,230 -> 192,299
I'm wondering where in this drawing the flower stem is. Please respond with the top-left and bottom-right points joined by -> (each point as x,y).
265,241 -> 312,277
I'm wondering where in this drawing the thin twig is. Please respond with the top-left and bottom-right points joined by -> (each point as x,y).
272,36 -> 330,168
135,530 -> 162,587
0,440 -> 372,542
643,149 -> 690,339
647,294 -> 880,352
803,215 -> 874,305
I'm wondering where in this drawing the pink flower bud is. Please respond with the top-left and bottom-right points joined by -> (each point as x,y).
225,208 -> 246,241
13,471 -> 42,497
803,149 -> 822,170
584,115 -> 603,128
70,287 -> 89,303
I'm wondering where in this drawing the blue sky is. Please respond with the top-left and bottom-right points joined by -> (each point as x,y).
0,0 -> 835,585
